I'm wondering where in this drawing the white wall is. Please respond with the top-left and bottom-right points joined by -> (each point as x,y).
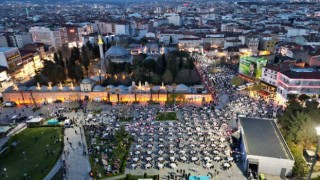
246,155 -> 294,176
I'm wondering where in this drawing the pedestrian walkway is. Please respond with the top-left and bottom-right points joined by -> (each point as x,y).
43,155 -> 63,180
64,126 -> 92,180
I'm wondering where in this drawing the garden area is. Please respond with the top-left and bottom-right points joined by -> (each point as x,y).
118,173 -> 159,180
103,50 -> 200,86
85,125 -> 132,179
278,94 -> 320,178
156,111 -> 177,121
0,127 -> 63,180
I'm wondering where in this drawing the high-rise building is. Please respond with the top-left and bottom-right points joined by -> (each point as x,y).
29,26 -> 67,48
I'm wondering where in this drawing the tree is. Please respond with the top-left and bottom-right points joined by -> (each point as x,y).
149,84 -> 154,101
58,50 -> 63,66
172,83 -> 177,105
132,86 -> 138,102
298,94 -> 310,103
73,64 -> 83,82
41,60 -> 66,84
115,88 -> 121,103
287,94 -> 297,102
105,87 -> 111,102
81,46 -> 90,77
133,68 -> 143,83
53,53 -> 59,64
185,57 -> 195,71
70,47 -> 81,63
305,100 -> 319,112
155,56 -> 165,75
152,75 -> 161,85
162,70 -> 173,84
230,76 -> 245,86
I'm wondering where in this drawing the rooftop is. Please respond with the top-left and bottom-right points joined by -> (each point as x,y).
240,117 -> 293,160
0,47 -> 17,53
281,71 -> 320,79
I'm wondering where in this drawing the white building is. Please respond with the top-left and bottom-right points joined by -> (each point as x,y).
286,27 -> 309,38
261,61 -> 295,86
0,47 -> 22,71
167,14 -> 181,26
8,32 -> 33,48
29,26 -> 65,48
178,38 -> 203,53
94,21 -> 131,35
239,117 -> 294,177
276,69 -> 320,103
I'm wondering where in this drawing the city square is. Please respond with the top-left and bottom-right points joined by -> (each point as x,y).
0,1 -> 320,180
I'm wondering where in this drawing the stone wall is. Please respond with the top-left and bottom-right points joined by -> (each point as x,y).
2,91 -> 212,104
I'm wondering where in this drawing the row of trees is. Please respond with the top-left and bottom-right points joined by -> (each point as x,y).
38,45 -> 94,84
131,51 -> 197,85
278,94 -> 320,177
105,51 -> 199,86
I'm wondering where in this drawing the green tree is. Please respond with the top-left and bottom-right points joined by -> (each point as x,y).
152,75 -> 161,85
155,56 -> 165,75
305,100 -> 319,112
81,46 -> 90,77
73,64 -> 84,82
298,94 -> 310,103
230,76 -> 245,86
53,53 -> 59,64
58,50 -> 63,65
162,69 -> 173,84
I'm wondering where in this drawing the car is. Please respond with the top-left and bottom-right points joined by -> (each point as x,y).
27,116 -> 34,120
53,100 -> 62,103
2,101 -> 17,107
11,115 -> 19,120
57,116 -> 67,121
16,116 -> 28,122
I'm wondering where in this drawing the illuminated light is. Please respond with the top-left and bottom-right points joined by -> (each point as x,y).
70,29 -> 75,33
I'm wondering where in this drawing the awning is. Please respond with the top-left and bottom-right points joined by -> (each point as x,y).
258,90 -> 270,96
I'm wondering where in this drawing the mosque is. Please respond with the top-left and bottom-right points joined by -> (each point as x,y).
1,35 -> 212,104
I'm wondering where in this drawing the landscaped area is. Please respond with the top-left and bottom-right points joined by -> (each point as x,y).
0,127 -> 63,179
278,94 -> 320,177
156,111 -> 177,121
85,125 -> 131,179
117,173 -> 159,180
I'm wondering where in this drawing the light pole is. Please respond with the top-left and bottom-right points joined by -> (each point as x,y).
308,126 -> 320,180
3,168 -> 7,177
98,70 -> 101,84
22,151 -> 26,160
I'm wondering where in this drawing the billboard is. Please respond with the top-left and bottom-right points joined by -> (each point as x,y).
239,56 -> 267,78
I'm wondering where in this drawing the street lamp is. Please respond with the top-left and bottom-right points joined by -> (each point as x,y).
22,151 -> 26,160
308,126 -> 320,180
3,168 -> 7,177
98,70 -> 102,84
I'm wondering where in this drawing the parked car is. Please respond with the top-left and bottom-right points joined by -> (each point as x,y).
2,101 -> 17,107
53,100 -> 62,103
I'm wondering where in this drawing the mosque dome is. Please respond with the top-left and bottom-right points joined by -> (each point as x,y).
105,45 -> 133,64
106,45 -> 129,56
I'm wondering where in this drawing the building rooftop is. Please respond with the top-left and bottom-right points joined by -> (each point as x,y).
281,71 -> 320,79
264,61 -> 296,72
0,47 -> 17,53
240,117 -> 293,160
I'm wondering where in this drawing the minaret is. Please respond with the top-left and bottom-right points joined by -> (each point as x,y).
98,34 -> 106,74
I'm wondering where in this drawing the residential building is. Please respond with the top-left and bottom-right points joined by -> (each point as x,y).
276,68 -> 320,103
29,26 -> 66,48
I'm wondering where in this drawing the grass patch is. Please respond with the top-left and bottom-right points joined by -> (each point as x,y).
117,174 -> 159,180
92,109 -> 102,114
156,111 -> 177,121
0,127 -> 63,180
148,100 -> 160,105
119,117 -> 133,122
84,126 -> 131,179
51,168 -> 64,180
